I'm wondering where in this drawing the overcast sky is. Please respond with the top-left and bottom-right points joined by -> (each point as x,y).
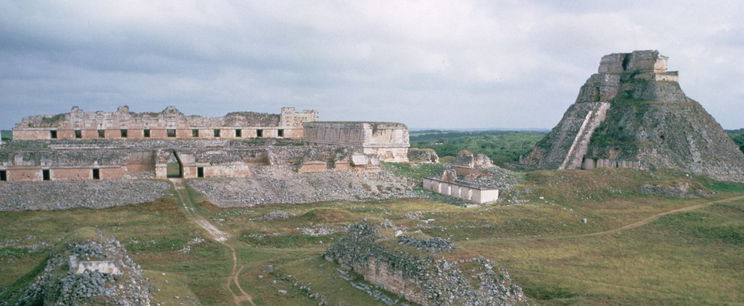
1,0 -> 743,130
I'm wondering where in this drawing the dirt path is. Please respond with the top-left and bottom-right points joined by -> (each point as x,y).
578,194 -> 744,237
170,179 -> 255,306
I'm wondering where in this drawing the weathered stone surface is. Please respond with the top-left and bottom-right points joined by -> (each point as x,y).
325,223 -> 527,306
7,234 -> 150,305
0,179 -> 169,211
407,148 -> 439,164
523,50 -> 744,182
13,105 -> 316,140
304,121 -> 410,162
188,167 -> 416,207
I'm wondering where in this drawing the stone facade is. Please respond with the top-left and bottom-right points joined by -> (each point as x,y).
0,140 -> 379,182
12,106 -> 317,140
423,170 -> 500,204
303,122 -> 410,162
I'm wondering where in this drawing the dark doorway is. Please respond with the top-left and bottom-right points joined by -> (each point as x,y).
120,129 -> 128,138
197,167 -> 204,178
256,129 -> 263,138
92,168 -> 100,180
98,129 -> 105,138
235,129 -> 242,137
192,129 -> 199,137
42,169 -> 50,181
144,129 -> 151,138
167,129 -> 176,138
166,151 -> 183,178
278,129 -> 284,137
75,130 -> 82,138
0,170 -> 6,181
214,129 -> 221,138
50,130 -> 57,139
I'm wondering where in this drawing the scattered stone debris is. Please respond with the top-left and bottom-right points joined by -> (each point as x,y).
397,235 -> 457,252
403,211 -> 423,220
253,210 -> 297,221
325,223 -> 527,305
641,182 -> 711,199
178,237 -> 207,254
0,179 -> 170,211
379,219 -> 396,228
188,167 -> 416,207
6,233 -> 151,305
297,226 -> 338,237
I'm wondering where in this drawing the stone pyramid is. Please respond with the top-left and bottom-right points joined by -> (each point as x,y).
522,50 -> 744,182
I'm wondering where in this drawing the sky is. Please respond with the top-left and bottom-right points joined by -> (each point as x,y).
1,0 -> 743,130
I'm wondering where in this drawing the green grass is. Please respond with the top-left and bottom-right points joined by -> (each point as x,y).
1,169 -> 743,305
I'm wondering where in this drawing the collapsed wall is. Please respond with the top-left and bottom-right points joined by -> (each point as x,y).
523,50 -> 744,182
324,223 -> 526,306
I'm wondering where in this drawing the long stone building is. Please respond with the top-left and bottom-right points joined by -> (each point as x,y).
13,106 -> 317,140
1,106 -> 411,182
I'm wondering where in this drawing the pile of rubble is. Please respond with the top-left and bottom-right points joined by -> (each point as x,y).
325,223 -> 527,305
397,235 -> 457,252
188,167 -> 416,207
0,179 -> 170,211
8,234 -> 150,305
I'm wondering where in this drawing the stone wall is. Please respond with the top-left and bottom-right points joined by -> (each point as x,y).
303,121 -> 410,162
13,105 -> 316,140
423,177 -> 500,204
352,257 -> 426,304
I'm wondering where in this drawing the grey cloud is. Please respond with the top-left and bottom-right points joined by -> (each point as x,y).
1,0 -> 743,130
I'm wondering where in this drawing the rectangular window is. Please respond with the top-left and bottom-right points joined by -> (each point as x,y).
75,130 -> 82,138
256,129 -> 263,138
235,129 -> 242,137
120,129 -> 128,138
213,129 -> 220,138
278,129 -> 284,137
50,130 -> 57,139
98,129 -> 105,138
167,129 -> 176,137
42,169 -> 50,181
92,168 -> 100,180
144,129 -> 151,138
197,167 -> 204,178
0,170 -> 6,182
192,129 -> 199,137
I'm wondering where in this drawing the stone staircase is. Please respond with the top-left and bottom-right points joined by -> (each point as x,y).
560,102 -> 611,170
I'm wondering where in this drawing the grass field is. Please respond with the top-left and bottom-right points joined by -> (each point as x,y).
1,168 -> 743,305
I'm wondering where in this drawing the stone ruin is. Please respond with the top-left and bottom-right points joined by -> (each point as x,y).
522,50 -> 744,182
422,152 -> 502,204
6,233 -> 150,305
0,106 -> 412,182
13,106 -> 316,140
324,222 -> 527,305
